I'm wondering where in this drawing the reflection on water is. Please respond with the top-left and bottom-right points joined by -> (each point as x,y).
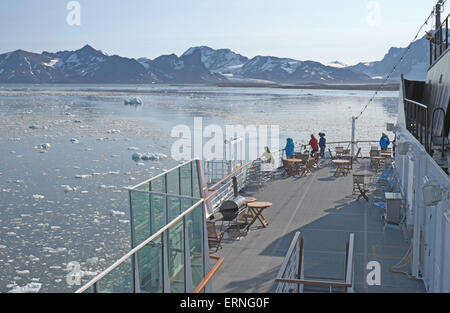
0,84 -> 398,292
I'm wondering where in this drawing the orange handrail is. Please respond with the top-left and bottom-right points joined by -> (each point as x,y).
192,255 -> 225,293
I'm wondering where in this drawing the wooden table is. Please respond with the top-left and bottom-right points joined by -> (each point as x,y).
371,156 -> 384,172
333,160 -> 350,176
247,201 -> 272,230
240,197 -> 258,221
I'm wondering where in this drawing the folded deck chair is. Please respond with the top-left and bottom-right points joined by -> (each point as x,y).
207,221 -> 224,252
300,158 -> 316,176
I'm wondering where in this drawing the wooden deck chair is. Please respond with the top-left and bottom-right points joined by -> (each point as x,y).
300,158 -> 316,176
282,159 -> 300,177
328,148 -> 338,160
207,221 -> 224,252
369,150 -> 380,168
335,146 -> 344,157
352,147 -> 362,164
352,174 -> 369,201
312,151 -> 321,168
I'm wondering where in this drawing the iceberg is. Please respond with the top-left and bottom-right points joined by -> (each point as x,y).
124,97 -> 143,105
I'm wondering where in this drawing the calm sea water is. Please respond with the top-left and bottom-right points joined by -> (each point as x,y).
0,84 -> 398,292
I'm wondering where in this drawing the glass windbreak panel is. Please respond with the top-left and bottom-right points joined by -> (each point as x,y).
97,257 -> 133,293
82,285 -> 94,293
150,175 -> 166,193
135,182 -> 150,192
180,163 -> 192,196
167,195 -> 181,223
167,169 -> 180,195
168,220 -> 185,293
181,198 -> 194,214
137,236 -> 163,293
130,190 -> 150,247
150,194 -> 164,234
187,203 -> 205,289
192,161 -> 201,198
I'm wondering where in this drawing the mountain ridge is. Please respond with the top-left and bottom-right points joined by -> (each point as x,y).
0,36 -> 434,84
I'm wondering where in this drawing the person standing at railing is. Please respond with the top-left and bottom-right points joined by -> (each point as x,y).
380,133 -> 390,151
309,134 -> 319,157
285,138 -> 295,159
319,132 -> 326,158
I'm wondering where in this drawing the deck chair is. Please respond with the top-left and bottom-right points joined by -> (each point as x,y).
352,147 -> 362,164
282,159 -> 300,177
328,148 -> 338,160
300,158 -> 315,176
353,174 -> 368,201
207,221 -> 224,252
312,151 -> 321,168
370,150 -> 381,169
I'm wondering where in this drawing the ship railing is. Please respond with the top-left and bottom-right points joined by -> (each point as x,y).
275,232 -> 355,293
404,98 -> 429,152
430,14 -> 450,65
295,140 -> 380,158
204,148 -> 284,216
75,197 -> 210,293
192,255 -> 225,293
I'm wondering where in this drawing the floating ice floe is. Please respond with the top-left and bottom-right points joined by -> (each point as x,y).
62,185 -> 76,193
128,147 -> 139,151
124,97 -> 143,105
75,174 -> 92,179
8,282 -> 42,293
107,129 -> 121,134
37,143 -> 51,150
110,210 -> 126,217
16,270 -> 30,275
32,194 -> 45,201
131,152 -> 167,161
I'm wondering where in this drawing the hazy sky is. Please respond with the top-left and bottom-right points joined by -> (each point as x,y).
0,0 -> 445,65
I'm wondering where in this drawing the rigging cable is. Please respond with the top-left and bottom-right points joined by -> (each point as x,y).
354,2 -> 445,120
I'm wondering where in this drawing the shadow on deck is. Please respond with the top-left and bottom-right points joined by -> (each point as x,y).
210,159 -> 426,293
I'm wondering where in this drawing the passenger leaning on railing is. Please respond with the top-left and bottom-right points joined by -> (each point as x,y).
379,133 -> 390,151
309,134 -> 319,157
285,138 -> 295,159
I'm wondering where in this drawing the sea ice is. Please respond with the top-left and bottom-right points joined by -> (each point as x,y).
124,97 -> 143,105
8,282 -> 42,293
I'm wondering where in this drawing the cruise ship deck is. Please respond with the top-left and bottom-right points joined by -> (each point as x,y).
210,158 -> 426,293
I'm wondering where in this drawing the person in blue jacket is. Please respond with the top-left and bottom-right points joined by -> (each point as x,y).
318,132 -> 326,158
285,138 -> 295,158
380,133 -> 390,150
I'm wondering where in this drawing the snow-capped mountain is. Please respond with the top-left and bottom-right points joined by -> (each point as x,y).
325,61 -> 349,68
347,34 -> 438,81
42,45 -> 151,83
180,46 -> 248,76
0,36 -> 438,84
0,50 -> 65,83
138,49 -> 225,83
233,56 -> 370,84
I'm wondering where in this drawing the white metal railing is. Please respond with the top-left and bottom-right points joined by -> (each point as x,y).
275,232 -> 355,293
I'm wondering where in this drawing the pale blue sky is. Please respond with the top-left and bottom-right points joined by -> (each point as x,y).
0,0 -> 445,65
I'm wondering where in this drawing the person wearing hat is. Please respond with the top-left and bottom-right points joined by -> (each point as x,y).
318,133 -> 326,158
380,133 -> 390,151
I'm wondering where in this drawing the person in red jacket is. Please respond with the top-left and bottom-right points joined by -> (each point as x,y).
309,134 -> 319,157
